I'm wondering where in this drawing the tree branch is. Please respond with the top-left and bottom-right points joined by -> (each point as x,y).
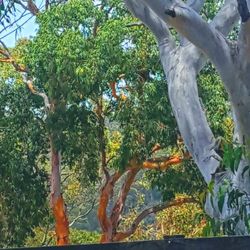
124,0 -> 175,49
110,168 -> 139,231
21,73 -> 51,110
237,0 -> 250,22
0,10 -> 29,36
98,172 -> 122,243
14,0 -> 39,16
126,21 -> 144,28
237,0 -> 250,63
0,40 -> 50,110
141,0 -> 234,76
142,154 -> 189,171
113,197 -> 197,242
212,0 -> 239,36
186,0 -> 205,13
180,0 -> 205,46
69,199 -> 96,227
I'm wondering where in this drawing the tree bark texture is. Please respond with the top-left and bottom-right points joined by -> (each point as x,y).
98,154 -> 186,243
124,0 -> 250,232
50,142 -> 70,245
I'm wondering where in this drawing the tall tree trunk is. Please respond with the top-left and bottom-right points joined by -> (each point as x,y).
124,0 -> 250,233
50,139 -> 70,245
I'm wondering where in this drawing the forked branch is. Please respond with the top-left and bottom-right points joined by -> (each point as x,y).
124,0 -> 175,49
113,197 -> 197,242
141,0 -> 234,75
0,40 -> 50,109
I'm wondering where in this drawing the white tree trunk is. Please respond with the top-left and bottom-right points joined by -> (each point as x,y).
124,0 -> 250,232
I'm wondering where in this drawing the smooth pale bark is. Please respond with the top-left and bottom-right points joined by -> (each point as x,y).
124,0 -> 250,230
140,0 -> 250,149
125,0 -> 238,183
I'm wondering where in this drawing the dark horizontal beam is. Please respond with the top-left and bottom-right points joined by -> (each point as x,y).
4,236 -> 250,250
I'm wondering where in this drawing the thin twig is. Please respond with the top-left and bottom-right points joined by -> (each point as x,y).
69,199 -> 97,227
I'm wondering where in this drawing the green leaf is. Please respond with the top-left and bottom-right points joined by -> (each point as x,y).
208,180 -> 215,196
218,185 -> 227,214
233,146 -> 243,174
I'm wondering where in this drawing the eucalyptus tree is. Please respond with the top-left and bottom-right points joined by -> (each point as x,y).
24,0 -> 205,243
124,0 -> 250,233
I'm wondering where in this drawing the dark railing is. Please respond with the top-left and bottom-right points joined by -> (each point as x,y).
7,236 -> 250,250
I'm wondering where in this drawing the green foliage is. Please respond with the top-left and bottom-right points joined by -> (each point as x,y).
222,144 -> 243,174
0,75 -> 49,247
205,143 -> 250,236
202,0 -> 223,20
1,0 -> 241,244
198,64 -> 231,139
119,194 -> 206,241
25,0 -> 175,175
70,229 -> 100,244
113,78 -> 177,170
25,228 -> 99,246
148,159 -> 206,202
155,200 -> 206,238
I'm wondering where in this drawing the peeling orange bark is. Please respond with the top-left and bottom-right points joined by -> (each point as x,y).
98,172 -> 121,243
151,143 -> 161,153
110,168 -> 139,231
50,143 -> 70,245
98,153 -> 192,243
110,82 -> 119,100
110,81 -> 127,101
0,52 -> 27,72
27,80 -> 36,94
142,155 -> 182,170
52,196 -> 70,245
0,58 -> 14,62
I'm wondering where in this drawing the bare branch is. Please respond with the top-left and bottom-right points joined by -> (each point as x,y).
0,14 -> 34,40
186,0 -> 205,13
69,199 -> 96,227
141,0 -> 234,79
113,197 -> 197,241
0,40 -> 50,109
212,0 -> 239,36
14,0 -> 39,16
21,73 -> 51,110
0,11 -> 30,36
180,0 -> 205,46
142,154 -> 189,171
0,40 -> 11,56
124,0 -> 175,49
126,21 -> 144,28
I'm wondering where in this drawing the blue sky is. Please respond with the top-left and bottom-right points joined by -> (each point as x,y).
1,16 -> 37,47
0,1 -> 42,47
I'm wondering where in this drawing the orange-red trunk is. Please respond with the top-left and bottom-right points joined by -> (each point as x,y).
50,144 -> 70,245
